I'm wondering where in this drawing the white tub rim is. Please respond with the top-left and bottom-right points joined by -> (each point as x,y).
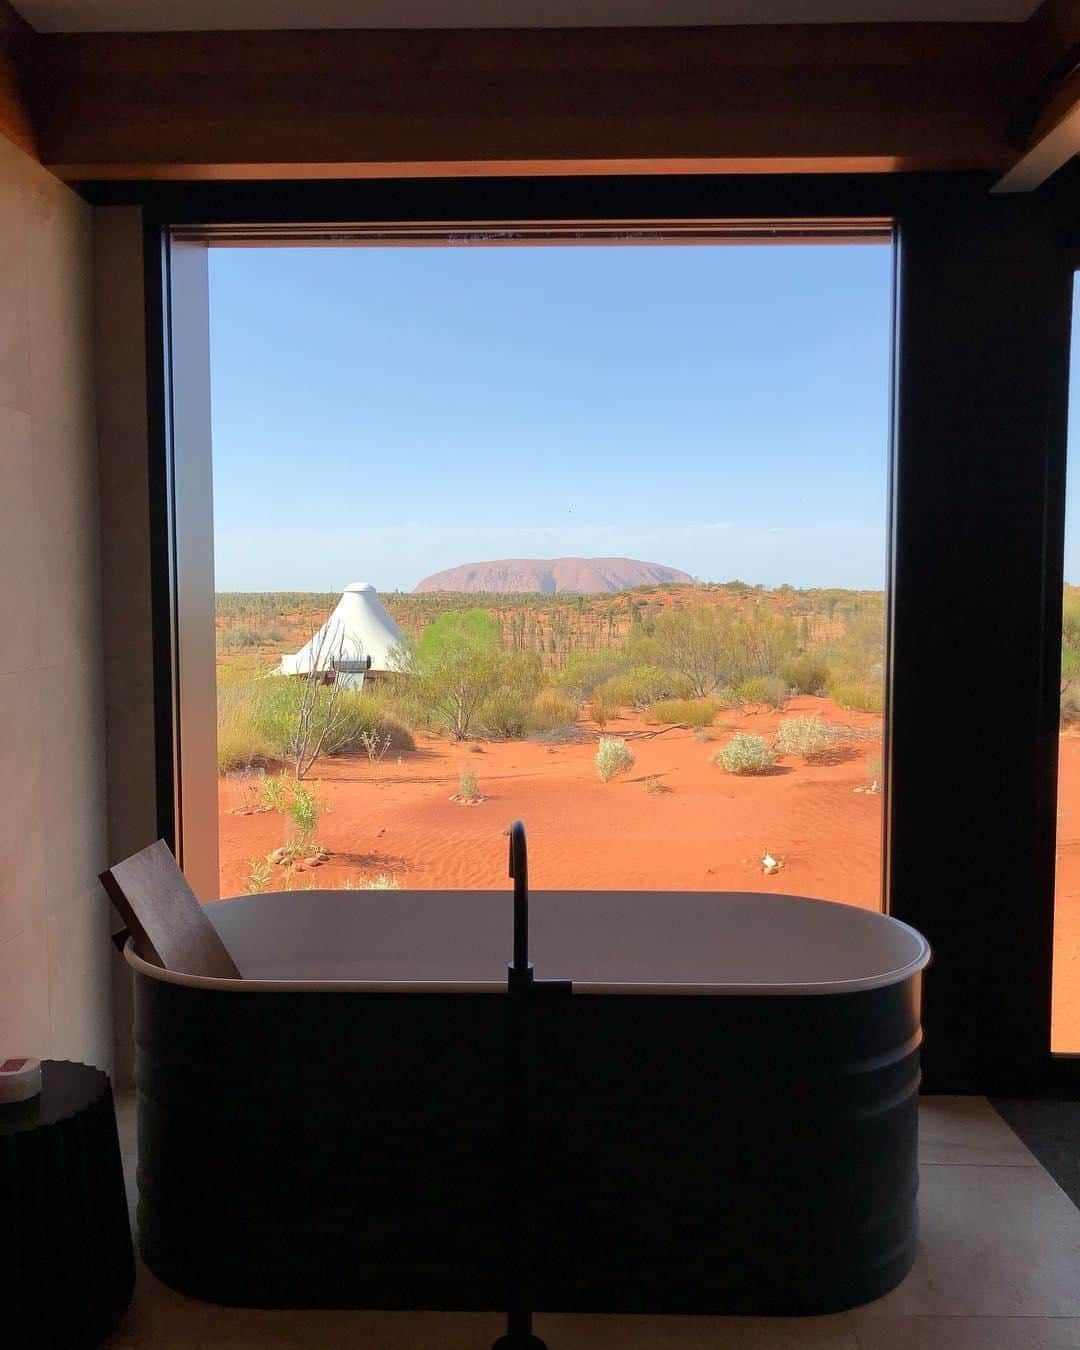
123,888 -> 931,997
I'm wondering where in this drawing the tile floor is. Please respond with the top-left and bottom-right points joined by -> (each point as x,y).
108,1095 -> 1080,1349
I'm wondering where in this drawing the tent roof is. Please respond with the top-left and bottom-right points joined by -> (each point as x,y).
278,584 -> 403,676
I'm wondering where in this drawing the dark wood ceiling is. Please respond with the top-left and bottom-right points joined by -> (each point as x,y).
1,0 -> 1077,185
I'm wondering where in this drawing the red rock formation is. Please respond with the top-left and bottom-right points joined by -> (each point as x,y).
414,557 -> 691,594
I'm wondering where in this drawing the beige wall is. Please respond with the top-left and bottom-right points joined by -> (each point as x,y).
0,134 -> 113,1073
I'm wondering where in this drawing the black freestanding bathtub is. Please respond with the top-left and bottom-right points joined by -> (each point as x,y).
127,889 -> 929,1315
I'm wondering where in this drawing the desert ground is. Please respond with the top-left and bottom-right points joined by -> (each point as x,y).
218,695 -> 883,903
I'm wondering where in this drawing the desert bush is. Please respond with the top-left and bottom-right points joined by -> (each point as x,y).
528,687 -> 579,732
371,679 -> 429,735
345,873 -> 401,890
220,625 -> 283,650
650,697 -> 718,727
739,607 -> 799,678
244,857 -> 272,895
1064,592 -> 1080,649
217,706 -> 275,774
833,608 -> 885,674
359,726 -> 393,781
259,773 -> 292,813
216,669 -> 277,773
734,675 -> 787,709
558,649 -> 630,699
775,715 -> 835,761
829,680 -> 884,714
781,655 -> 829,696
456,769 -> 483,803
597,665 -> 692,710
715,733 -> 775,775
1062,682 -> 1080,725
652,606 -> 743,697
479,689 -> 532,738
595,736 -> 635,782
248,679 -> 414,767
288,782 -> 324,840
402,612 -> 541,740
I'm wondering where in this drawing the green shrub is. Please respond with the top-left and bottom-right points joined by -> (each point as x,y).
829,680 -> 884,714
558,649 -> 629,699
220,625 -> 283,650
775,715 -> 835,761
528,687 -> 579,732
595,736 -> 635,782
596,665 -> 692,710
249,679 -> 415,761
715,733 -> 775,776
734,675 -> 787,709
216,673 -> 277,773
405,610 -> 539,740
288,782 -> 324,839
479,689 -> 532,738
217,707 -> 275,774
244,857 -> 272,895
650,698 -> 719,727
456,769 -> 483,802
259,774 -> 291,813
781,655 -> 829,696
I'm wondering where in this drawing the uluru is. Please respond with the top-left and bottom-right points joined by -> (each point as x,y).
414,557 -> 692,595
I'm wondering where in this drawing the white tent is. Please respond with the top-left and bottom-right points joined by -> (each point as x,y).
278,583 -> 404,688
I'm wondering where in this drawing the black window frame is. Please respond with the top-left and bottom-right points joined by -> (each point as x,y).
76,167 -> 1080,1096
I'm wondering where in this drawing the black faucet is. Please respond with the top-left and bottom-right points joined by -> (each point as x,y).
509,819 -> 531,986
494,819 -> 549,1350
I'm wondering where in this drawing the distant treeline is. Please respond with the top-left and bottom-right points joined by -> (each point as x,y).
216,581 -> 885,672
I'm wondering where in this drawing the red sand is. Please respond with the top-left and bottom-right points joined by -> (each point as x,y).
218,696 -> 1080,1048
218,698 -> 883,908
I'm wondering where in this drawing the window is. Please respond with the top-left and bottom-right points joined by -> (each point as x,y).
175,230 -> 894,912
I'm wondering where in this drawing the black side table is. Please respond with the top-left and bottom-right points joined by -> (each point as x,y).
1,1060 -> 135,1350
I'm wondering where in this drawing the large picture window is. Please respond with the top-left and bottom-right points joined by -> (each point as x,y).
179,232 -> 896,914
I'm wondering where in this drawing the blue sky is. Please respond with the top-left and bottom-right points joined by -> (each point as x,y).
209,242 -> 897,592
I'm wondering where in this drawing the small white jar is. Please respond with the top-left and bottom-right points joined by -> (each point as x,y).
0,1057 -> 42,1104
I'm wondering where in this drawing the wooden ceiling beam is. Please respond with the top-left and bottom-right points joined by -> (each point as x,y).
0,0 -> 37,158
995,66 -> 1080,192
23,23 -> 1023,182
994,0 -> 1080,191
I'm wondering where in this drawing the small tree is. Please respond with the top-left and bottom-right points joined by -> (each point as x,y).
653,607 -> 741,698
400,610 -> 509,740
289,618 -> 362,779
